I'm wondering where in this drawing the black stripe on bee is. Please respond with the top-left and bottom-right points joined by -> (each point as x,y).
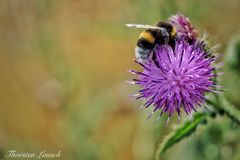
137,38 -> 155,50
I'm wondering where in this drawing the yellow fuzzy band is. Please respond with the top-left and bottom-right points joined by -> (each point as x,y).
139,31 -> 155,43
171,27 -> 177,37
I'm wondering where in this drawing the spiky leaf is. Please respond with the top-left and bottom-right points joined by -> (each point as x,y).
155,113 -> 208,160
219,95 -> 240,124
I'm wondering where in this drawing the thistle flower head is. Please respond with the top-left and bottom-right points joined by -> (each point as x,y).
169,13 -> 198,40
129,38 -> 217,120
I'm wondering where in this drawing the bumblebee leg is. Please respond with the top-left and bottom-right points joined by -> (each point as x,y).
161,30 -> 169,44
151,51 -> 160,68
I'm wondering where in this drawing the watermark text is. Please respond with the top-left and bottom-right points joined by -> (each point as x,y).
5,150 -> 62,159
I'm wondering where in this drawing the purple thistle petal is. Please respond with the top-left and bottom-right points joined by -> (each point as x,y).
130,38 -> 217,120
169,13 -> 198,40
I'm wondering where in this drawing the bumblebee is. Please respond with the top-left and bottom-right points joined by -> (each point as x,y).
126,21 -> 177,63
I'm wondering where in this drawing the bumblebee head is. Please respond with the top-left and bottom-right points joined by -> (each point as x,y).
156,21 -> 177,38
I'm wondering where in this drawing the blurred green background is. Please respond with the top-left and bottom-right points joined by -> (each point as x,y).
0,0 -> 240,160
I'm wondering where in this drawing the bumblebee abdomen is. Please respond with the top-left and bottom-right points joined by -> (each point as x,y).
137,31 -> 156,49
139,31 -> 155,43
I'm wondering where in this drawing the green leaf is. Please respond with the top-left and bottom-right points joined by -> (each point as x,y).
206,95 -> 240,124
155,113 -> 208,160
225,34 -> 240,71
219,95 -> 240,124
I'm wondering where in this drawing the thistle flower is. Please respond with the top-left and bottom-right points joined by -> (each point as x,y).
169,13 -> 198,40
128,38 -> 217,121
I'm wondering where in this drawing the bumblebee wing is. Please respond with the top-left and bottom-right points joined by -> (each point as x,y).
126,24 -> 165,30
